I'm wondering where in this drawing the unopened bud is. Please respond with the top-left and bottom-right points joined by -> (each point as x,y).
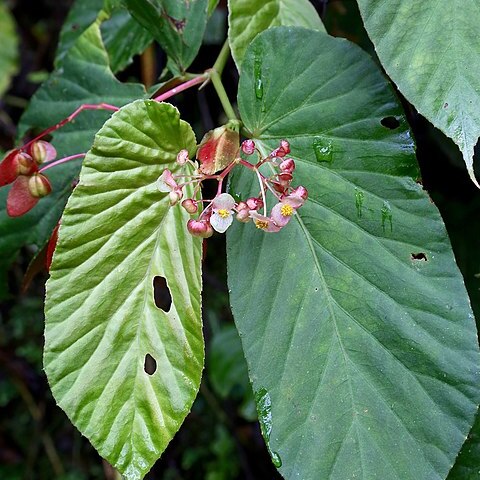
236,201 -> 248,212
28,173 -> 52,198
280,139 -> 290,155
181,198 -> 198,214
169,188 -> 183,206
176,149 -> 189,165
236,209 -> 251,223
31,141 -> 56,164
246,197 -> 263,211
241,139 -> 255,155
14,152 -> 37,175
291,185 -> 308,201
279,158 -> 295,173
187,219 -> 213,238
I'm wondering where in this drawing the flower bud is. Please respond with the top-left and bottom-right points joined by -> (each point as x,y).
176,149 -> 189,165
187,219 -> 213,238
241,139 -> 255,155
236,201 -> 248,212
236,209 -> 251,223
30,140 -> 56,164
28,173 -> 52,198
279,158 -> 295,174
169,188 -> 183,206
14,152 -> 37,175
280,139 -> 290,155
291,185 -> 308,201
246,197 -> 263,211
197,123 -> 240,175
181,198 -> 198,214
277,172 -> 293,183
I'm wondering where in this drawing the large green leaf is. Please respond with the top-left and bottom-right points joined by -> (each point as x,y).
124,0 -> 209,74
356,0 -> 480,187
228,26 -> 480,479
0,23 -> 145,292
0,0 -> 19,97
227,0 -> 325,71
56,0 -> 152,73
44,100 -> 203,479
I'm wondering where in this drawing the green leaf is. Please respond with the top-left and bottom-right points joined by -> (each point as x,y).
44,100 -> 203,480
228,26 -> 480,478
124,0 -> 209,74
356,0 -> 480,188
208,0 -> 220,16
448,413 -> 480,479
0,23 -> 145,289
227,0 -> 325,71
0,0 -> 19,96
56,0 -> 153,73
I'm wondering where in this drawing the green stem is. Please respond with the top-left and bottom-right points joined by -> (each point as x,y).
213,40 -> 231,76
210,69 -> 237,121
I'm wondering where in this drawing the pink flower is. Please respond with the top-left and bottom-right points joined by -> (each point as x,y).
271,198 -> 298,227
241,139 -> 255,155
176,149 -> 189,165
157,169 -> 183,205
210,193 -> 236,233
30,140 -> 57,164
249,211 -> 281,232
187,219 -> 213,238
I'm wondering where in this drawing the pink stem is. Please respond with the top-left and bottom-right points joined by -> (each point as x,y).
39,153 -> 86,173
22,103 -> 119,152
154,75 -> 208,102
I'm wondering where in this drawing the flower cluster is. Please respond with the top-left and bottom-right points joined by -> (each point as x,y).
0,141 -> 55,217
157,127 -> 308,238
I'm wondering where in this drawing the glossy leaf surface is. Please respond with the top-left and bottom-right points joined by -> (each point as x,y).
228,26 -> 480,479
44,100 -> 203,480
0,23 -> 145,293
56,0 -> 152,73
227,0 -> 324,71
357,0 -> 480,187
124,0 -> 208,74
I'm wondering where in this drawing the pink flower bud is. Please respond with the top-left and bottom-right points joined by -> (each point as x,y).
176,149 -> 189,165
30,140 -> 56,164
280,139 -> 290,155
279,158 -> 295,173
246,197 -> 263,211
291,185 -> 308,201
28,173 -> 52,198
187,219 -> 214,238
181,198 -> 198,214
236,201 -> 248,212
169,188 -> 183,206
241,139 -> 255,155
236,209 -> 251,223
277,172 -> 293,183
0,150 -> 37,187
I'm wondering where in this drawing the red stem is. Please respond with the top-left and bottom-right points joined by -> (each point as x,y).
22,104 -> 119,152
39,153 -> 86,173
154,75 -> 208,102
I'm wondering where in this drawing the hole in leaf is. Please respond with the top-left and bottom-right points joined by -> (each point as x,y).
411,252 -> 428,261
381,116 -> 400,129
153,275 -> 172,312
144,353 -> 157,375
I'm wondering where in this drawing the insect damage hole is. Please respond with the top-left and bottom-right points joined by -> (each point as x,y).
381,116 -> 400,129
411,252 -> 428,261
144,353 -> 157,375
153,275 -> 172,312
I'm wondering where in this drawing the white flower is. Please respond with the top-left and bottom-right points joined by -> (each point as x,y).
210,193 -> 235,233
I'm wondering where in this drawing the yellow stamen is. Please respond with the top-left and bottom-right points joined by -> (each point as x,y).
255,220 -> 269,230
218,209 -> 230,218
280,204 -> 294,217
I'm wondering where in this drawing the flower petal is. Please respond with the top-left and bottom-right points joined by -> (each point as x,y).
157,169 -> 177,192
210,211 -> 233,233
7,176 -> 39,217
212,192 -> 236,211
271,202 -> 294,227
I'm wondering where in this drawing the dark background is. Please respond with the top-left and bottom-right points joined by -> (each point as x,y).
1,1 -> 479,479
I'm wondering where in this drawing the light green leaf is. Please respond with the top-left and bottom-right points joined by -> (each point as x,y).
124,0 -> 209,74
356,0 -> 480,187
44,100 -> 203,480
227,0 -> 325,71
0,0 -> 19,96
56,0 -> 152,73
0,23 -> 145,287
228,26 -> 480,479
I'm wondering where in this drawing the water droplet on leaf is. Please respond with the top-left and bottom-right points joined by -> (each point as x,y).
312,138 -> 333,163
254,53 -> 263,100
